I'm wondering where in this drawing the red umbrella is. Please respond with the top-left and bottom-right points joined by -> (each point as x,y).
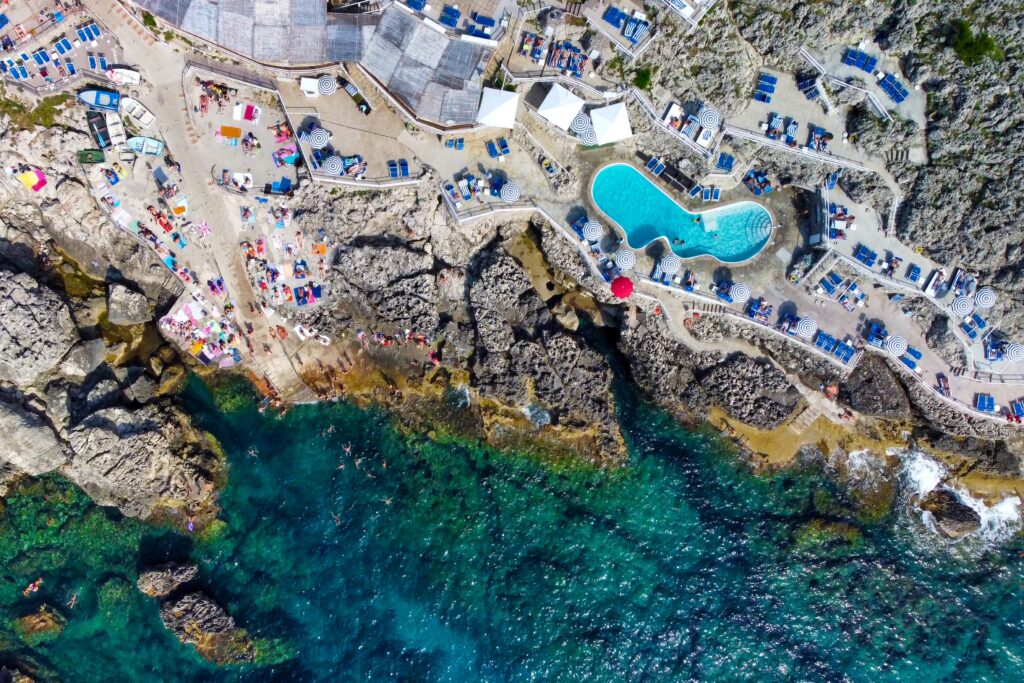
610,276 -> 634,298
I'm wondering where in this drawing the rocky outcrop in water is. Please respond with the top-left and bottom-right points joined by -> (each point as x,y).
137,563 -> 200,599
159,592 -> 255,665
920,489 -> 981,539
700,354 -> 801,429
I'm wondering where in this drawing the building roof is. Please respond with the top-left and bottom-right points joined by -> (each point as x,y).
131,1 -> 492,125
476,87 -> 520,129
590,102 -> 632,145
537,83 -> 584,131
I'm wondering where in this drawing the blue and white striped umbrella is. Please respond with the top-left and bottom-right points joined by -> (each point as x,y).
729,282 -> 751,303
660,254 -> 681,275
1005,342 -> 1024,363
975,287 -> 997,309
796,317 -> 817,338
614,249 -> 636,270
698,106 -> 722,129
308,127 -> 331,149
583,220 -> 602,241
500,182 -> 521,203
886,335 -> 908,356
318,74 -> 338,95
949,296 -> 974,317
321,155 -> 344,175
570,113 -> 592,133
579,127 -> 598,145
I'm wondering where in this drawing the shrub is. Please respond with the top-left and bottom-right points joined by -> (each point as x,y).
142,11 -> 157,29
631,66 -> 653,90
952,19 -> 1004,66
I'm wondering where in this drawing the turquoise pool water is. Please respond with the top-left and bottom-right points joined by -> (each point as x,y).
591,163 -> 773,262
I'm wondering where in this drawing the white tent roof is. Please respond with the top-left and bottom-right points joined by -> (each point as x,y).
476,87 -> 520,128
590,102 -> 633,145
537,83 -> 584,131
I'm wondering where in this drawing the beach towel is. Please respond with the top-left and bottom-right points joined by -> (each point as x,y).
232,102 -> 243,121
220,125 -> 242,139
243,104 -> 260,123
153,166 -> 169,186
17,170 -> 46,191
312,243 -> 327,256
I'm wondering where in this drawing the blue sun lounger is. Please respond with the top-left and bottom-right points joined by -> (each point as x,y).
487,141 -> 499,158
711,187 -> 721,202
653,162 -> 664,176
1013,401 -> 1024,418
88,23 -> 101,39
907,264 -> 921,282
88,54 -> 96,69
689,184 -> 702,198
900,356 -> 918,372
646,157 -> 659,172
399,159 -> 409,177
18,65 -> 28,79
498,137 -> 509,156
971,313 -> 987,330
98,55 -> 107,70
753,92 -> 772,104
388,160 -> 398,178
960,322 -> 978,340
975,394 -> 995,412
906,345 -> 923,360
65,59 -> 76,75
456,138 -> 464,150
702,188 -> 711,202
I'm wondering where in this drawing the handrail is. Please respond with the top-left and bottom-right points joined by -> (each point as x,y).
723,123 -> 872,172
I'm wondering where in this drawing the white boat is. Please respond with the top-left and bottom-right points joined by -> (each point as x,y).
107,67 -> 141,85
105,112 -> 127,146
126,136 -> 165,156
120,97 -> 155,128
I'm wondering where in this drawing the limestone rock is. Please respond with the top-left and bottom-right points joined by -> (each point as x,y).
699,354 -> 801,430
137,563 -> 199,598
159,592 -> 255,664
840,354 -> 911,420
0,400 -> 65,475
59,339 -> 107,381
106,284 -> 151,326
920,489 -> 981,539
0,270 -> 78,387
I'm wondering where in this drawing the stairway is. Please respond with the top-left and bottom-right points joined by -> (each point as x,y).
885,148 -> 909,164
564,2 -> 584,17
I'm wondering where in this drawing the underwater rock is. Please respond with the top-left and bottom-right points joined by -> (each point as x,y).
14,605 -> 65,646
920,489 -> 982,539
137,563 -> 200,598
159,592 -> 255,665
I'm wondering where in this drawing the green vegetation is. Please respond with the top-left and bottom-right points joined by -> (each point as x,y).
0,89 -> 72,130
606,55 -> 626,80
631,66 -> 654,90
164,30 -> 175,42
952,19 -> 1004,66
142,11 -> 158,30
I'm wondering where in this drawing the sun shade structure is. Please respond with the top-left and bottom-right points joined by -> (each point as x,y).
886,335 -> 908,356
583,220 -> 603,242
610,276 -> 634,298
130,1 -> 493,126
975,287 -> 997,309
476,88 -> 520,128
796,317 -> 817,338
950,296 -> 974,317
589,102 -> 632,146
537,83 -> 584,131
729,282 -> 751,303
614,250 -> 636,270
500,183 -> 521,202
1005,342 -> 1024,363
660,254 -> 681,275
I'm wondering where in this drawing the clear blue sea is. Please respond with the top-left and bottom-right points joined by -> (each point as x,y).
591,163 -> 773,262
1,376 -> 1022,681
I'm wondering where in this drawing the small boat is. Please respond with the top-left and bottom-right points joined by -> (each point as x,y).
78,88 -> 120,112
105,112 -> 127,146
106,67 -> 141,85
126,136 -> 165,156
76,148 -> 105,164
120,97 -> 155,128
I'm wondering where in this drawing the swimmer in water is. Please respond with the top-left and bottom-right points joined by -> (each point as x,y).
343,443 -> 352,455
327,425 -> 335,434
23,578 -> 43,596
67,591 -> 79,609
331,512 -> 342,526
247,447 -> 259,458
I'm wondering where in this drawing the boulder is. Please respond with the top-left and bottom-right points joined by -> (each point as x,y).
920,489 -> 981,539
159,592 -> 254,664
106,284 -> 151,326
137,563 -> 199,598
840,354 -> 911,420
699,354 -> 800,429
0,401 -> 65,475
59,339 -> 107,380
0,270 -> 78,387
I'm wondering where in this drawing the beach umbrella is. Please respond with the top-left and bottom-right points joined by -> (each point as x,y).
570,112 -> 592,133
500,182 -> 521,203
614,249 -> 636,271
796,317 -> 817,338
698,106 -> 722,129
583,220 -> 603,242
318,74 -> 338,96
1005,342 -> 1024,363
610,276 -> 634,298
660,254 -> 682,275
579,127 -> 598,145
730,282 -> 751,303
975,287 -> 997,309
321,155 -> 344,175
308,127 -> 331,149
949,296 -> 974,317
886,335 -> 908,357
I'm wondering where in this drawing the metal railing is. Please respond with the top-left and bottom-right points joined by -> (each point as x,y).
723,123 -> 872,172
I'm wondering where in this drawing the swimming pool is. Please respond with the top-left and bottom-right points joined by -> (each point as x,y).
590,163 -> 774,263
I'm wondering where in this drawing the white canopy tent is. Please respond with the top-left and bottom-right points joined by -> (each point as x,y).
476,87 -> 520,129
589,102 -> 633,145
537,83 -> 584,131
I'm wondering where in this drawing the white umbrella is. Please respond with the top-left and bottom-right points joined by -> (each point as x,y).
730,282 -> 751,303
698,106 -> 722,129
570,113 -> 592,133
949,296 -> 974,317
1005,342 -> 1024,363
317,74 -> 338,96
615,250 -> 636,270
308,127 -> 331,149
660,254 -> 682,275
583,220 -> 602,242
500,182 -> 521,203
321,155 -> 343,175
796,317 -> 817,338
579,127 -> 598,145
886,335 -> 908,356
975,287 -> 997,309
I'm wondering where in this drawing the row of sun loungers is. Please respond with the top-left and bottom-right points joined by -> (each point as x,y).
486,138 -> 511,159
843,48 -> 878,74
975,394 -> 997,413
603,6 -> 650,45
387,159 -> 410,178
854,244 -> 878,268
546,41 -> 588,78
796,73 -> 820,101
445,137 -> 465,150
960,313 -> 988,340
645,157 -> 666,176
878,73 -> 909,104
439,5 -> 461,29
753,73 -> 777,103
813,332 -> 856,363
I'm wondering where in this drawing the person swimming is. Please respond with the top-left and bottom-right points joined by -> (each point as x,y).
23,578 -> 43,596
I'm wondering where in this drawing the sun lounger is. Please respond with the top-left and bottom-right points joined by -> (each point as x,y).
498,137 -> 510,156
900,356 -> 919,372
759,73 -> 777,85
646,157 -> 659,172
653,162 -> 665,176
753,92 -> 771,103
906,345 -> 923,360
98,55 -> 107,70
388,160 -> 398,178
399,159 -> 409,177
1013,401 -> 1024,418
77,27 -> 88,43
456,138 -> 464,150
711,187 -> 721,202
907,264 -> 921,282
971,313 -> 987,330
960,322 -> 978,340
689,184 -> 702,198
487,141 -> 499,158
702,188 -> 711,202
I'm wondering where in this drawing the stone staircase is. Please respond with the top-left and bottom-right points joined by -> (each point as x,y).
885,148 -> 910,164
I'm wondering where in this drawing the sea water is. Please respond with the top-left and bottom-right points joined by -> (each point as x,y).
0,377 -> 1022,681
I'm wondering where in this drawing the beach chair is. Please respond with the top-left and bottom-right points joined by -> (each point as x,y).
645,157 -> 659,172
960,322 -> 978,340
753,92 -> 771,103
702,188 -> 711,202
906,345 -> 923,360
399,159 -> 409,177
456,138 -> 464,150
1013,401 -> 1024,418
388,160 -> 398,178
88,54 -> 96,70
971,313 -> 987,330
907,264 -> 921,282
98,55 -> 107,70
487,141 -> 499,158
689,185 -> 702,199
445,138 -> 455,149
498,137 -> 509,156
711,187 -> 721,202
653,162 -> 665,176
89,23 -> 101,39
